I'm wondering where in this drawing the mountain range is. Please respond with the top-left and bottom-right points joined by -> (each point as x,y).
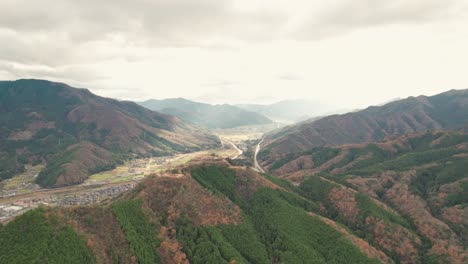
0,79 -> 219,187
138,98 -> 272,129
0,80 -> 467,264
259,89 -> 468,164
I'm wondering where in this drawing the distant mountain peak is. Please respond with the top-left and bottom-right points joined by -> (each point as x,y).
138,98 -> 272,129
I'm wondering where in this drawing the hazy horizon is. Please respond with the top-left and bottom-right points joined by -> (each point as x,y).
6,78 -> 464,115
1,1 -> 467,109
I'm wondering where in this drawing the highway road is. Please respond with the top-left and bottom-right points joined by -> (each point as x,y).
254,137 -> 265,173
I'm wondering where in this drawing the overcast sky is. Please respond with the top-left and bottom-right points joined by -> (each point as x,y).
0,0 -> 467,109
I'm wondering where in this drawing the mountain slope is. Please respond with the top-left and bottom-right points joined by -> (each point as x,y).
258,130 -> 468,263
260,89 -> 468,162
0,79 -> 219,186
139,98 -> 272,129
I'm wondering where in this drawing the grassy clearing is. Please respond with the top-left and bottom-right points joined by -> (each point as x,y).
101,146 -> 236,180
85,168 -> 146,185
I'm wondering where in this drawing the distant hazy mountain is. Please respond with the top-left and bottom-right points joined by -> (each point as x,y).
237,99 -> 343,123
0,79 -> 219,187
138,98 -> 272,129
259,89 -> 468,160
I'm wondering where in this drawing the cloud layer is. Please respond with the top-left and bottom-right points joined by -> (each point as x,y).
0,0 -> 467,108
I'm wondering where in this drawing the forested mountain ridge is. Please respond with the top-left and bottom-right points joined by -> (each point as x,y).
139,98 -> 272,129
259,89 -> 468,161
0,79 -> 219,187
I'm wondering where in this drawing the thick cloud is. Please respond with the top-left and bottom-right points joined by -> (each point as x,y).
0,0 -> 467,106
290,0 -> 464,39
0,0 -> 286,69
0,0 -> 282,45
1,0 -> 462,47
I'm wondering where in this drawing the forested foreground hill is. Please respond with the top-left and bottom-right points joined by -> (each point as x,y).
1,157 -> 466,263
0,79 -> 219,187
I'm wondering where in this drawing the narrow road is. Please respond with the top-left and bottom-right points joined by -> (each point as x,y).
230,142 -> 243,160
254,137 -> 265,173
218,135 -> 242,160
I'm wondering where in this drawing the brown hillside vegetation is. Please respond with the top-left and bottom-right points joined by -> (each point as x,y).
49,206 -> 135,264
303,177 -> 423,263
262,130 -> 467,177
351,170 -> 467,263
55,142 -> 114,186
262,130 -> 468,263
138,173 -> 242,226
308,212 -> 393,264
